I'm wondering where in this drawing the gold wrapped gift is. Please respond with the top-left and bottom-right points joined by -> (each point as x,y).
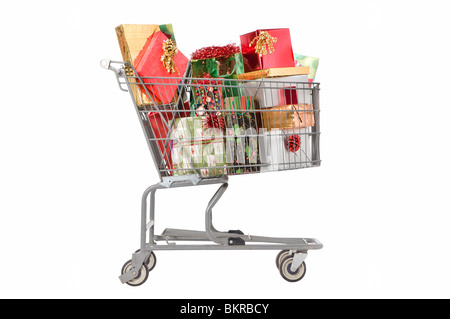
116,24 -> 160,107
237,66 -> 310,80
261,104 -> 315,130
116,24 -> 176,107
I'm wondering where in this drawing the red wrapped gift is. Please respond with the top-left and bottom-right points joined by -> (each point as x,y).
147,101 -> 190,176
240,28 -> 295,73
148,110 -> 173,174
134,31 -> 189,105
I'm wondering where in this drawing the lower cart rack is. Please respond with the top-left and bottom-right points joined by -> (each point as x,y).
118,176 -> 322,286
155,228 -> 322,249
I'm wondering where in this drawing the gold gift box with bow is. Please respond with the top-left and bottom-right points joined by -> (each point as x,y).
261,104 -> 315,130
115,24 -> 176,107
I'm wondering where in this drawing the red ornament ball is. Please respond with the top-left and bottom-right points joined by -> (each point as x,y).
285,135 -> 301,153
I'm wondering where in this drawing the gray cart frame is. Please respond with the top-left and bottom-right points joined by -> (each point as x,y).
101,59 -> 323,285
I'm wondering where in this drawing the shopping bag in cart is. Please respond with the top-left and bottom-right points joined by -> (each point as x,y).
191,44 -> 244,98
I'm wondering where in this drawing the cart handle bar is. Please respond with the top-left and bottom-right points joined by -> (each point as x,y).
101,59 -> 130,92
101,59 -> 124,75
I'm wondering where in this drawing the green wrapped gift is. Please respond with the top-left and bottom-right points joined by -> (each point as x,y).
223,96 -> 261,175
159,23 -> 176,43
191,53 -> 244,79
191,44 -> 245,99
170,117 -> 226,177
294,54 -> 319,82
190,77 -> 224,117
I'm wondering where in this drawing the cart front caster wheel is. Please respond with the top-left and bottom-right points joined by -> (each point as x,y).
276,250 -> 291,269
121,259 -> 149,287
279,256 -> 306,282
135,249 -> 157,272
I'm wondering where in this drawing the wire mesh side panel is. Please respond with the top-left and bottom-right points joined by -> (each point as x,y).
123,71 -> 320,179
243,78 -> 321,172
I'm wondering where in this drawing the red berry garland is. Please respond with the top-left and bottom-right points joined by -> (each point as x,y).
285,135 -> 301,153
191,43 -> 241,60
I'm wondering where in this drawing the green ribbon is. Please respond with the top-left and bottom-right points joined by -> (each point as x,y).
224,96 -> 254,115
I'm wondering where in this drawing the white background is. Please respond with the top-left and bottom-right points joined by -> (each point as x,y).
1,0 -> 449,299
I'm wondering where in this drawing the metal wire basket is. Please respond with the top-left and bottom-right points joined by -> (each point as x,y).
102,60 -> 320,182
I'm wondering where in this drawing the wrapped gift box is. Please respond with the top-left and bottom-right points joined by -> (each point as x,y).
170,117 -> 226,177
294,54 -> 319,82
240,28 -> 295,73
237,66 -> 310,81
191,44 -> 244,98
190,77 -> 224,117
261,104 -> 315,131
134,31 -> 188,105
145,101 -> 191,176
259,128 -> 313,172
147,109 -> 175,175
241,74 -> 311,109
159,24 -> 176,43
116,24 -> 175,107
223,96 -> 261,174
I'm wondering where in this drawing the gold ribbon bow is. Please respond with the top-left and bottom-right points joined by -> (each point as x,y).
161,39 -> 179,74
249,31 -> 277,57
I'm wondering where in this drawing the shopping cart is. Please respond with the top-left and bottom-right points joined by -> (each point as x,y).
101,59 -> 323,286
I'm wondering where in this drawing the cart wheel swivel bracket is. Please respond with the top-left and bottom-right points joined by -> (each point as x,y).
290,252 -> 308,272
119,250 -> 151,284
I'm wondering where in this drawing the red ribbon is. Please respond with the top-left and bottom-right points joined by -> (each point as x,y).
202,114 -> 225,131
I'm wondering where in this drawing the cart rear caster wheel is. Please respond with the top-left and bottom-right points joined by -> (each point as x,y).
121,260 -> 149,287
279,256 -> 306,282
135,249 -> 157,272
276,250 -> 290,269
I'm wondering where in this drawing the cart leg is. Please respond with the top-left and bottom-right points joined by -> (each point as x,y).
147,190 -> 157,246
119,184 -> 160,284
205,182 -> 229,244
141,184 -> 163,252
